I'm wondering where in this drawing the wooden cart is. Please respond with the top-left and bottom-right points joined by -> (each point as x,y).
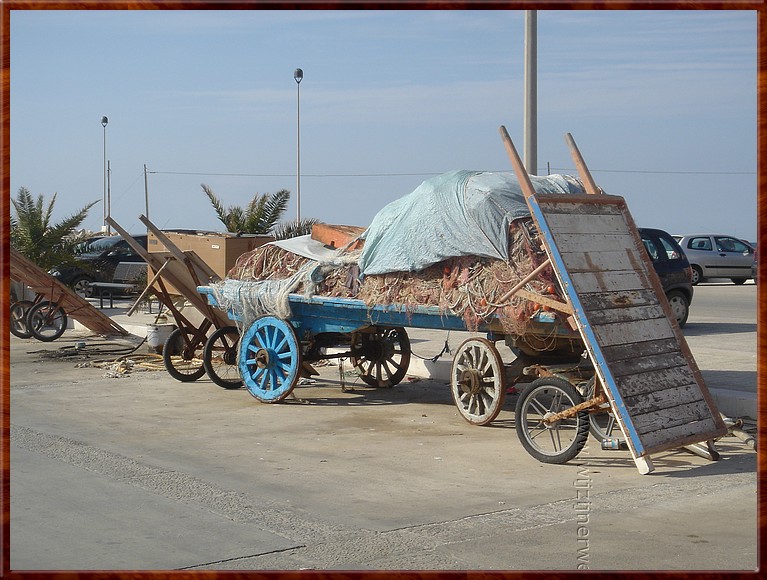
10,247 -> 129,340
106,215 -> 242,388
198,129 -> 727,474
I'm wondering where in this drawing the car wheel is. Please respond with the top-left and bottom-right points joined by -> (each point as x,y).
666,290 -> 690,328
71,276 -> 94,297
690,265 -> 703,285
731,278 -> 747,285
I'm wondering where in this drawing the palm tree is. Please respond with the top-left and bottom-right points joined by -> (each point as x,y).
10,187 -> 98,271
202,184 -> 318,239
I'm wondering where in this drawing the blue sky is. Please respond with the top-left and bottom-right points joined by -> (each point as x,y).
9,9 -> 757,240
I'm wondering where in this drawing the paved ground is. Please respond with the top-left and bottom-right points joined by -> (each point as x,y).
8,282 -> 759,571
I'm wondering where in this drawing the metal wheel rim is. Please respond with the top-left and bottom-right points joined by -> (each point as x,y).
204,326 -> 243,388
519,385 -> 584,457
10,301 -> 34,338
27,303 -> 67,340
164,328 -> 206,380
450,338 -> 505,425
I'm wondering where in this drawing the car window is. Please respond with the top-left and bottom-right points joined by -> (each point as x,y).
688,236 -> 712,251
715,236 -> 749,253
657,235 -> 681,260
642,238 -> 660,261
85,237 -> 122,253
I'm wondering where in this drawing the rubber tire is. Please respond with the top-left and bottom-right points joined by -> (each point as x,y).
163,327 -> 207,382
731,278 -> 747,285
666,290 -> 690,328
71,275 -> 94,297
515,377 -> 589,464
690,265 -> 703,285
10,300 -> 35,339
203,326 -> 243,389
26,301 -> 68,342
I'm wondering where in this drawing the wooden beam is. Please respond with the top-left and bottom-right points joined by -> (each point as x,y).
498,125 -> 537,201
564,133 -> 601,195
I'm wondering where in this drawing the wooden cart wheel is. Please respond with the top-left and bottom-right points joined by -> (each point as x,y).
450,337 -> 506,425
163,327 -> 207,382
10,300 -> 35,339
350,326 -> 411,387
515,377 -> 589,464
239,316 -> 301,402
203,326 -> 243,389
26,300 -> 68,342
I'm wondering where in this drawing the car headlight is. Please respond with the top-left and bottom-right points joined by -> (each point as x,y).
48,268 -> 61,277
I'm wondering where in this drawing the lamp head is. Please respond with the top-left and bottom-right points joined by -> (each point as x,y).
101,116 -> 108,127
294,68 -> 303,84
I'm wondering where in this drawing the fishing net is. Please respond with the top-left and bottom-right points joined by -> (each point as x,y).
209,217 -> 565,340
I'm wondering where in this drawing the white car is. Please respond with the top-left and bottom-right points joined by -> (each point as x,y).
672,234 -> 755,285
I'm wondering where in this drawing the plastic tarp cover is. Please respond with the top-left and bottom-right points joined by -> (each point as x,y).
357,170 -> 585,275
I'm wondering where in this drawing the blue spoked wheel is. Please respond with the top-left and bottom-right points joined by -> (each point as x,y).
239,316 -> 302,402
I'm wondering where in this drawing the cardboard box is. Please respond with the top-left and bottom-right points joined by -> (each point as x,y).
148,230 -> 274,285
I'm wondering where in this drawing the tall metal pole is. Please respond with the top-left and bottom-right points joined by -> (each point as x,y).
523,10 -> 538,176
101,116 -> 108,232
107,160 -> 112,235
294,68 -> 303,223
144,164 -> 150,220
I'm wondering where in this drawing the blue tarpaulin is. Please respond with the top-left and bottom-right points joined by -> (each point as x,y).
357,170 -> 585,275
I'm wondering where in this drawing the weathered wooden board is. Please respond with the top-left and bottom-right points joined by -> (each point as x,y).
530,193 -> 726,458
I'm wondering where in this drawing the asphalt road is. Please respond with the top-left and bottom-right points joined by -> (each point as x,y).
8,282 -> 758,571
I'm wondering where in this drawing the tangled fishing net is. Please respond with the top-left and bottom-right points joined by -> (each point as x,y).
209,217 -> 566,344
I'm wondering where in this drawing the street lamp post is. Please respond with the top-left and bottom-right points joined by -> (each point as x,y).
294,68 -> 303,223
101,116 -> 109,233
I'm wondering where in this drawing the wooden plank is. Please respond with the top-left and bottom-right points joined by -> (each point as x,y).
623,385 -> 704,415
561,249 -> 646,273
549,232 -> 636,254
578,289 -> 659,311
632,399 -> 716,435
570,271 -> 648,294
601,338 -> 681,363
586,304 -> 666,326
609,351 -> 689,378
640,419 -> 722,452
535,196 -> 625,215
615,365 -> 697,397
542,212 -> 628,235
592,318 -> 675,346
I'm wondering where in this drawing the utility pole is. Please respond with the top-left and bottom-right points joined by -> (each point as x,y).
524,10 -> 538,176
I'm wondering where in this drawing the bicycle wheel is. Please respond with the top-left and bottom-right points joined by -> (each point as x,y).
203,326 -> 243,389
26,301 -> 68,342
515,377 -> 589,464
10,300 -> 34,339
163,327 -> 206,382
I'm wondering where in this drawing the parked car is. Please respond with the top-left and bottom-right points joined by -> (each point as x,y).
672,234 -> 755,285
638,228 -> 694,327
49,234 -> 147,296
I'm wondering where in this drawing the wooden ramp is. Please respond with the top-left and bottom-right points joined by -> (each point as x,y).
499,126 -> 727,474
10,248 -> 129,336
530,194 -> 727,472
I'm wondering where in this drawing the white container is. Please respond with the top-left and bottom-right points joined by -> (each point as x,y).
146,323 -> 176,353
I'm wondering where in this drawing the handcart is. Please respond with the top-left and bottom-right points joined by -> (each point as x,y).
10,247 -> 129,340
106,216 -> 242,388
198,129 -> 727,474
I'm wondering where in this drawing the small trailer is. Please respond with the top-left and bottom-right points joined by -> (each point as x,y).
198,129 -> 727,474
